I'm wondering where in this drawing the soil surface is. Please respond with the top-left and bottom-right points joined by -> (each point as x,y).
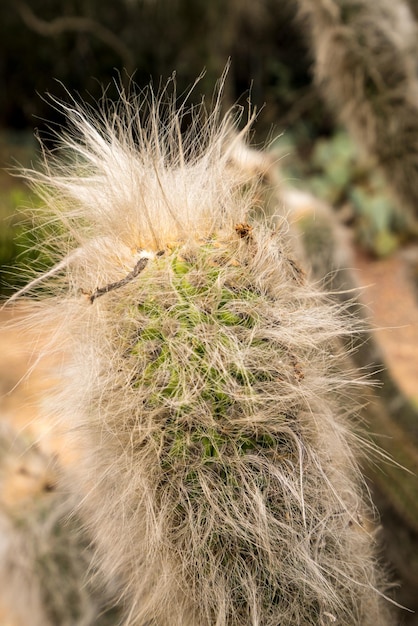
353,245 -> 418,404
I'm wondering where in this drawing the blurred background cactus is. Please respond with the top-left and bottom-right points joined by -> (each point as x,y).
0,421 -> 121,626
297,0 -> 418,225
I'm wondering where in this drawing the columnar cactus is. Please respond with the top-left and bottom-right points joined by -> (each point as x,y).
297,0 -> 418,222
17,87 -> 393,625
0,423 -> 118,626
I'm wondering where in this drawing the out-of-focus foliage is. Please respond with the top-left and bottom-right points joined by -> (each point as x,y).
0,182 -> 57,297
299,0 -> 418,222
0,131 -> 66,297
277,130 -> 407,257
0,132 -> 43,296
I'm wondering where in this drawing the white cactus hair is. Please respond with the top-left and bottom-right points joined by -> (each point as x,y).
15,75 -> 394,625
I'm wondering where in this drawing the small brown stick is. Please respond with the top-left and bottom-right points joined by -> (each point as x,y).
90,255 -> 156,304
287,257 -> 306,285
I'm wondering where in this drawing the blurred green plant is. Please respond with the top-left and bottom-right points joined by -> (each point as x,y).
277,129 -> 407,257
0,132 -> 57,297
0,185 -> 46,296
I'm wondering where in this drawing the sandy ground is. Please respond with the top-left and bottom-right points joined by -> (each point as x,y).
353,246 -> 418,403
0,305 -> 76,463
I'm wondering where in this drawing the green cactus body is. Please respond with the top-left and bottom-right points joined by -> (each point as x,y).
54,226 -> 390,626
16,89 -> 392,625
123,238 -> 295,464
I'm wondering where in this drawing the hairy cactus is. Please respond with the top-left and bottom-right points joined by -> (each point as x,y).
14,85 -> 393,625
297,0 -> 418,223
0,422 -> 119,626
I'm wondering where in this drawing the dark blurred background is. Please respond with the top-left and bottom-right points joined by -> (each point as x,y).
0,0 -> 320,135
